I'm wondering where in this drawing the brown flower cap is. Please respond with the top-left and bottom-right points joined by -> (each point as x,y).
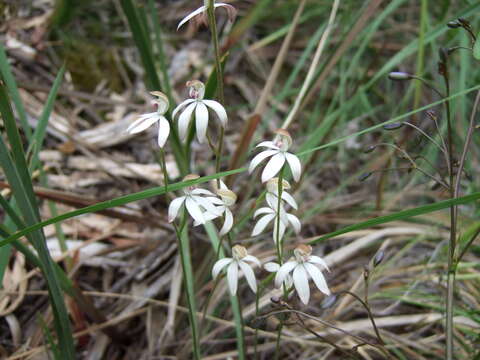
232,245 -> 248,260
294,244 -> 312,262
149,91 -> 169,114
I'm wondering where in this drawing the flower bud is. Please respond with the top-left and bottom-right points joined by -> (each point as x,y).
447,20 -> 461,28
388,72 -> 412,81
383,122 -> 403,130
373,250 -> 385,267
364,145 -> 376,153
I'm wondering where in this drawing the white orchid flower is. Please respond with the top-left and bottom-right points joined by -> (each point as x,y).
194,181 -> 237,236
168,174 -> 222,224
264,261 -> 293,288
275,245 -> 330,305
212,245 -> 260,295
249,129 -> 302,183
265,178 -> 298,210
126,91 -> 170,148
177,1 -> 237,30
251,203 -> 300,243
172,80 -> 228,144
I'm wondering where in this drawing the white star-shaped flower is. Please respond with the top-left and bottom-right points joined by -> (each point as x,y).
251,203 -> 300,243
265,178 -> 298,210
194,181 -> 237,236
177,1 -> 237,30
249,129 -> 302,183
212,245 -> 260,295
172,80 -> 228,144
168,174 -> 222,224
275,245 -> 330,305
126,91 -> 170,148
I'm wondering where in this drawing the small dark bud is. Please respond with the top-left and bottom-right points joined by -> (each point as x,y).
383,122 -> 403,130
388,72 -> 412,81
364,145 -> 376,153
321,294 -> 338,309
270,295 -> 281,304
447,20 -> 461,28
358,172 -> 373,182
373,251 -> 385,267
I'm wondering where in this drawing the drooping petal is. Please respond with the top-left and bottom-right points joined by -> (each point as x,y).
238,261 -> 257,293
177,5 -> 207,30
243,255 -> 261,267
304,262 -> 330,296
185,196 -> 205,224
251,213 -> 275,236
202,100 -> 227,128
256,141 -> 279,150
265,193 -> 278,210
178,102 -> 197,141
126,113 -> 159,134
281,192 -> 298,209
293,264 -> 310,304
285,153 -> 302,182
253,207 -> 274,218
172,99 -> 196,119
287,214 -> 301,234
261,153 -> 286,183
264,262 -> 280,272
214,3 -> 237,23
168,196 -> 186,223
219,208 -> 234,236
248,150 -> 278,173
204,196 -> 224,205
227,261 -> 239,295
308,256 -> 330,271
157,116 -> 170,148
275,261 -> 297,288
212,258 -> 232,279
195,102 -> 209,143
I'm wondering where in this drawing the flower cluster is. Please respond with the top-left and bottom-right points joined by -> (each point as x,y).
126,1 -> 331,310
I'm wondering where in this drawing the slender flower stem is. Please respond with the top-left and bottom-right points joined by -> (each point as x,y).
206,0 -> 225,104
160,156 -> 200,359
274,168 -> 285,360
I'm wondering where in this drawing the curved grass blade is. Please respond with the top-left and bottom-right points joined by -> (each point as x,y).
0,168 -> 246,248
309,192 -> 480,244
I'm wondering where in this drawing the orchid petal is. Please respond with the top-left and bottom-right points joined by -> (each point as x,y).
194,195 -> 222,217
248,150 -> 278,173
256,141 -> 279,150
293,264 -> 310,304
203,100 -> 227,127
285,152 -> 302,182
219,208 -> 234,236
185,196 -> 205,224
304,263 -> 330,296
243,255 -> 261,267
264,262 -> 280,272
281,192 -> 298,209
227,261 -> 239,295
309,256 -> 330,271
251,213 -> 275,236
272,218 -> 286,243
172,99 -> 195,119
168,196 -> 185,223
195,102 -> 209,143
238,261 -> 257,293
212,258 -> 232,279
287,214 -> 301,234
261,153 -> 286,183
177,5 -> 207,30
275,261 -> 297,288
253,207 -> 274,218
126,113 -> 159,134
157,117 -> 170,148
178,102 -> 196,141
191,188 -> 216,196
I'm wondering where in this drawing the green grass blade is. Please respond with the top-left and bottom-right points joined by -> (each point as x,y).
0,167 -> 245,247
28,65 -> 65,172
0,43 -> 32,139
309,191 -> 480,244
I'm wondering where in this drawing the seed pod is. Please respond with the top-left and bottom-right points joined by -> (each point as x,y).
447,20 -> 461,28
388,72 -> 412,81
373,250 -> 385,267
383,122 -> 403,130
321,294 -> 338,309
358,172 -> 373,182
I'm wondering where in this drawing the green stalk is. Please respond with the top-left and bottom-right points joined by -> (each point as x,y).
274,168 -> 285,360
